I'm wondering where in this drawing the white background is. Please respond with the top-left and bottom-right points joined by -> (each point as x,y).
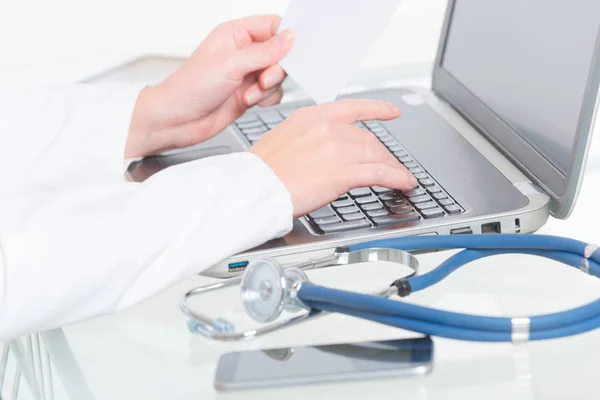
0,0 -> 448,85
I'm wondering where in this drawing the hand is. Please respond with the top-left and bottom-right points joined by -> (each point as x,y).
249,99 -> 417,218
125,15 -> 294,159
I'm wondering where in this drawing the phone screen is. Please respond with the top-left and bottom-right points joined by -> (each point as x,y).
214,337 -> 433,390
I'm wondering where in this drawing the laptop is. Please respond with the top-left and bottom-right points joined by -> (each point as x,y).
128,0 -> 600,279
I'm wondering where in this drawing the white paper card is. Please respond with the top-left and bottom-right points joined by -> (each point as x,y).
278,0 -> 402,104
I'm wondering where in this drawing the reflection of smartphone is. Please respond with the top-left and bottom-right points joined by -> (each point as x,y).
214,337 -> 433,391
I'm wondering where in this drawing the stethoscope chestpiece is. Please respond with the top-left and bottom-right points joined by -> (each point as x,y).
240,259 -> 310,323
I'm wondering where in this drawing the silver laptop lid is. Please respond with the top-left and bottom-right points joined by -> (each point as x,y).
432,0 -> 600,219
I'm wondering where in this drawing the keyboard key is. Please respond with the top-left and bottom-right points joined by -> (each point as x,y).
337,206 -> 360,215
389,204 -> 414,214
415,201 -> 438,210
409,194 -> 431,203
373,130 -> 389,139
414,173 -> 429,180
371,186 -> 393,194
247,133 -> 267,141
237,120 -> 264,129
393,150 -> 408,157
444,205 -> 462,214
380,192 -> 404,201
259,111 -> 284,124
343,213 -> 366,222
332,199 -> 354,208
361,202 -> 384,211
404,162 -> 418,169
433,192 -> 448,200
314,216 -> 340,225
367,209 -> 390,218
398,156 -> 413,163
373,212 -> 420,226
403,188 -> 426,197
422,208 -> 445,219
236,113 -> 258,123
309,205 -> 336,219
419,179 -> 435,187
440,199 -> 454,206
320,219 -> 371,233
384,198 -> 409,207
409,167 -> 423,174
356,195 -> 378,204
388,144 -> 403,152
280,108 -> 297,118
349,187 -> 372,198
353,122 -> 365,128
364,121 -> 380,128
427,186 -> 442,194
369,126 -> 385,134
381,137 -> 397,145
337,194 -> 349,201
242,127 -> 268,135
267,122 -> 280,129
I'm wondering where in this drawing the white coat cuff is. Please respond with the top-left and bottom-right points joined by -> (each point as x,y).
96,84 -> 146,182
240,151 -> 294,239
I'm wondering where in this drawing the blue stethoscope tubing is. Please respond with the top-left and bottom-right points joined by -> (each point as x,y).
296,234 -> 600,342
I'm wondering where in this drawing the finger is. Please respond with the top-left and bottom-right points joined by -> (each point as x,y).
244,83 -> 282,106
227,29 -> 294,79
341,163 -> 417,192
338,125 -> 406,170
316,99 -> 401,124
259,64 -> 287,90
231,15 -> 282,42
258,87 -> 284,107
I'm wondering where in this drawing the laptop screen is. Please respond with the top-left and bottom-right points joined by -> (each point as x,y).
434,0 -> 600,216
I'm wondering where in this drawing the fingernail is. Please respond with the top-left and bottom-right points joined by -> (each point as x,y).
387,102 -> 401,113
245,88 -> 262,106
263,74 -> 280,89
275,29 -> 294,49
409,174 -> 418,187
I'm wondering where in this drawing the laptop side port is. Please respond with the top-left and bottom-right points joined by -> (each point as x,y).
450,227 -> 473,235
228,261 -> 249,273
482,222 -> 501,234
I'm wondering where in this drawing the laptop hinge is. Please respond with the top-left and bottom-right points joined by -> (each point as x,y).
514,182 -> 544,197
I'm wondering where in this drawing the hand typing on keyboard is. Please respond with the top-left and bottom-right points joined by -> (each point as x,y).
249,99 -> 417,218
125,15 -> 294,159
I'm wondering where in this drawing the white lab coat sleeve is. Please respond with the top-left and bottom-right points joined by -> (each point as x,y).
0,85 -> 294,340
0,84 -> 145,189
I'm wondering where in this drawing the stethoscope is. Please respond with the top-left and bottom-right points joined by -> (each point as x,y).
180,234 -> 600,343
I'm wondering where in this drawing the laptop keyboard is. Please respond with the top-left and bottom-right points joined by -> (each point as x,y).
234,108 -> 463,234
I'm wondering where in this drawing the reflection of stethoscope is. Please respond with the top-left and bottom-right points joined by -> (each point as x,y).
261,338 -> 433,363
181,234 -> 600,343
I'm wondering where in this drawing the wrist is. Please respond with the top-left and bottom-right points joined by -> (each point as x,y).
126,85 -> 173,159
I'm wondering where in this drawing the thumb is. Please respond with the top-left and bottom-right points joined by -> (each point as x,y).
227,29 -> 294,79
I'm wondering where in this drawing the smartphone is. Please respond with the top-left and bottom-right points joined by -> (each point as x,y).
214,337 -> 433,391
